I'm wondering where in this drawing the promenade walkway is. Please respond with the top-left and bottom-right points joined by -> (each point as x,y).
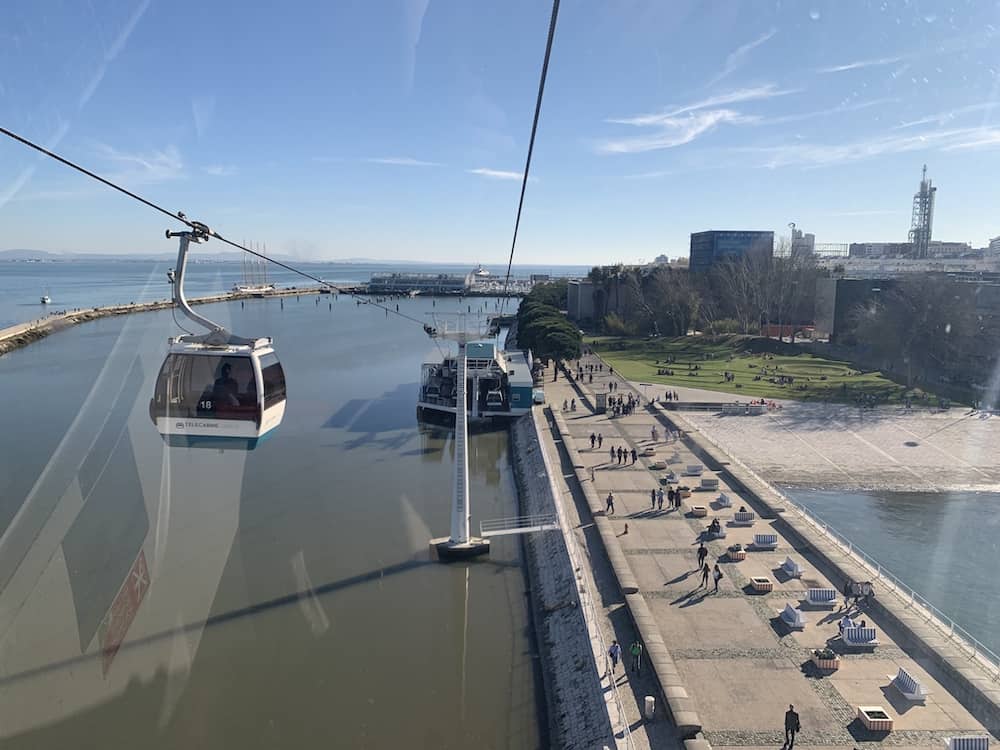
538,356 -> 997,750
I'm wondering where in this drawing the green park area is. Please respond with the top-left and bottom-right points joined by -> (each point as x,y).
590,335 -> 929,404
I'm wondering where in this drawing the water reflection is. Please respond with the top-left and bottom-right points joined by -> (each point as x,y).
0,294 -> 541,747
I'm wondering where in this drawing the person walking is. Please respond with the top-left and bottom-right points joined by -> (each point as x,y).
609,445 -> 616,463
630,448 -> 637,464
605,492 -> 615,515
784,705 -> 800,748
697,542 -> 708,569
713,563 -> 723,592
700,561 -> 711,588
629,640 -> 643,674
617,447 -> 624,464
590,432 -> 596,449
608,640 -> 622,675
651,489 -> 657,509
667,487 -> 676,509
597,433 -> 603,449
657,487 -> 664,510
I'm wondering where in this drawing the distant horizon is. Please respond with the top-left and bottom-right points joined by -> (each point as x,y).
0,248 -> 602,267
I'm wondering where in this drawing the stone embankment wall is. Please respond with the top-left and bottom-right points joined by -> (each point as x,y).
509,416 -> 616,750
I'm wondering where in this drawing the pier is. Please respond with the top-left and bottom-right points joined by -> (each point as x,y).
0,286 -> 326,358
532,355 -> 999,749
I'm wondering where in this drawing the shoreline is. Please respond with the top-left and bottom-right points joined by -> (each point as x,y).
0,287 -> 326,358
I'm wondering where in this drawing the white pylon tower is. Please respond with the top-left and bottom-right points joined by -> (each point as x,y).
426,314 -> 491,560
908,164 -> 936,259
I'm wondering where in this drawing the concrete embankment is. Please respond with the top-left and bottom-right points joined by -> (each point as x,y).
548,408 -> 703,741
655,405 -> 1000,736
0,287 -> 324,358
509,415 -> 617,749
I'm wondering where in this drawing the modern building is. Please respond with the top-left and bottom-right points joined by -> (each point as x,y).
689,230 -> 774,273
813,277 -> 898,342
566,279 -> 595,322
989,236 -> 1000,255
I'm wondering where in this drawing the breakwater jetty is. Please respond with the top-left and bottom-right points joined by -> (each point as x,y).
0,286 -> 325,358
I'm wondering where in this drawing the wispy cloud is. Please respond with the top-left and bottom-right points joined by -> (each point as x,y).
467,167 -> 534,181
203,164 -> 237,177
734,126 -> 1000,168
609,83 -> 798,126
598,109 -> 749,154
708,28 -> 777,86
758,97 -> 896,125
598,84 -> 799,155
94,142 -> 184,183
827,209 -> 906,217
78,0 -> 151,108
817,55 -> 906,74
893,102 -> 997,129
364,156 -> 440,167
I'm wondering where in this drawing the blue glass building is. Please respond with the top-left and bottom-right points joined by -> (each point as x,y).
689,230 -> 774,273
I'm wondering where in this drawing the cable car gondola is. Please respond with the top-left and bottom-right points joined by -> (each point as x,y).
149,224 -> 286,448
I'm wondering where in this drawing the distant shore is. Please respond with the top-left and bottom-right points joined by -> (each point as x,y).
0,286 -> 326,358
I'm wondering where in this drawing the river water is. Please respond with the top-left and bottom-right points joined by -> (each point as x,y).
784,488 -> 1000,658
0,291 -> 543,748
0,259 -> 590,329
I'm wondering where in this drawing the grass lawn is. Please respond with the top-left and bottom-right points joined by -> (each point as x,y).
590,335 -> 931,404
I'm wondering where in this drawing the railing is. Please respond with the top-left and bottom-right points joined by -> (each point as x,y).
680,410 -> 1000,681
535,410 -> 636,750
479,514 -> 558,537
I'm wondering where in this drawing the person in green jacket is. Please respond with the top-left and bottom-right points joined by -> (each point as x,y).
629,640 -> 643,674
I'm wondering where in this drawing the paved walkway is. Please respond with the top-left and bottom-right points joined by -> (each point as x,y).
537,357 -> 996,750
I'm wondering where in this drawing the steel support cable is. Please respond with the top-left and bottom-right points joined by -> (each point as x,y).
498,0 -> 560,316
0,125 -> 428,328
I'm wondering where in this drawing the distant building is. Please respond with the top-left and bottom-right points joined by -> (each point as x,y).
849,242 -> 913,258
529,273 -> 550,283
566,279 -> 595,322
814,277 -> 898,342
790,227 -> 815,258
369,272 -> 469,294
848,241 -> 972,259
989,236 -> 1000,255
653,254 -> 670,264
689,230 -> 774,273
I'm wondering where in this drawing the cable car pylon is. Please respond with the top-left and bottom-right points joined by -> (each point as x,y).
426,316 -> 490,560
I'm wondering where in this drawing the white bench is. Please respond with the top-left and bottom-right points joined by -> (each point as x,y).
717,492 -> 733,508
781,557 -> 804,578
732,510 -> 756,526
805,588 -> 837,608
946,737 -> 990,750
753,533 -> 778,550
889,667 -> 930,702
842,626 -> 879,648
700,477 -> 719,490
683,464 -> 704,476
780,603 -> 806,629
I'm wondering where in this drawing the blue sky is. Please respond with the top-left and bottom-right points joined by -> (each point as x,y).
1,0 -> 999,263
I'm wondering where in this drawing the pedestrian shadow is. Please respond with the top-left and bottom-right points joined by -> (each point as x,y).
678,589 -> 710,607
665,571 -> 692,585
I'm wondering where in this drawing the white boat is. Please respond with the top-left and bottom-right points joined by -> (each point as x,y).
417,341 -> 535,421
40,295 -> 51,304
232,241 -> 276,296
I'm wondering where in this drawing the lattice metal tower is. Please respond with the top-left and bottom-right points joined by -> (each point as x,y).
908,164 -> 936,259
